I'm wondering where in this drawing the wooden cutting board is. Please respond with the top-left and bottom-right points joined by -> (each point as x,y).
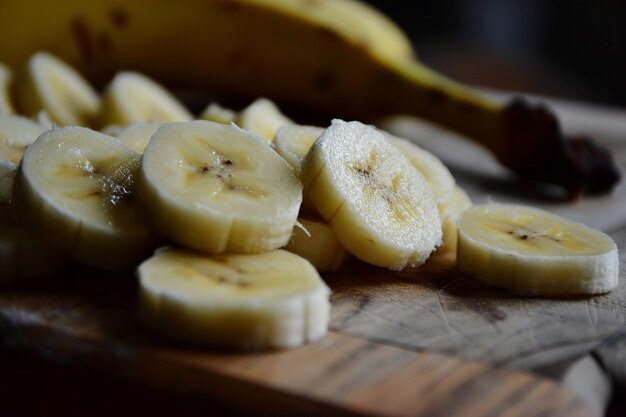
1,97 -> 625,417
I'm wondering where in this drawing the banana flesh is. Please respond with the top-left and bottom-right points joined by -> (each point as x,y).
274,124 -> 324,177
0,114 -> 48,164
34,110 -> 55,130
137,248 -> 330,350
98,71 -> 192,126
237,97 -> 293,142
457,203 -> 619,296
301,119 -> 442,270
13,52 -> 100,127
385,133 -> 456,204
272,124 -> 324,213
284,215 -> 351,273
115,122 -> 161,154
199,102 -> 237,124
436,185 -> 472,254
138,120 -> 302,254
198,98 -> 292,142
0,63 -> 14,114
13,126 -> 159,270
100,124 -> 125,137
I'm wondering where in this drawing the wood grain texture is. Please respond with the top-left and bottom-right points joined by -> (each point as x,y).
0,278 -> 592,417
328,247 -> 626,371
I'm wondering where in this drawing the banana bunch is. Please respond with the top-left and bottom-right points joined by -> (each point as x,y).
0,0 -> 619,195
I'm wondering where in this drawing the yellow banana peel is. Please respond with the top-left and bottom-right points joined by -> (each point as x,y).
0,0 -> 619,195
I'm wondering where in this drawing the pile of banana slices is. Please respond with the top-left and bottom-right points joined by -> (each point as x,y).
0,52 -> 620,350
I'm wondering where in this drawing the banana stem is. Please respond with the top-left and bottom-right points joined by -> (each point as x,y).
379,60 -> 620,196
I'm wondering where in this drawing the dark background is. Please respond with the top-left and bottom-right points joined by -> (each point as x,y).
364,0 -> 626,108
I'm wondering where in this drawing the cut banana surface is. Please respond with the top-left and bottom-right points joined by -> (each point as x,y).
137,248 -> 331,350
274,124 -> 324,177
0,114 -> 48,164
99,71 -> 192,126
0,62 -> 14,114
385,133 -> 456,203
13,126 -> 158,270
273,124 -> 324,213
100,124 -> 125,137
13,52 -> 100,126
437,185 -> 472,254
301,119 -> 442,270
116,122 -> 161,154
138,120 -> 302,254
284,215 -> 350,273
237,98 -> 293,142
199,102 -> 237,124
34,110 -> 55,130
457,203 -> 619,296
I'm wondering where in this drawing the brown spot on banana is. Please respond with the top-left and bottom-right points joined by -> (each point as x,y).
313,71 -> 335,92
70,17 -> 93,65
97,32 -> 111,54
215,0 -> 243,13
109,9 -> 129,29
317,26 -> 343,43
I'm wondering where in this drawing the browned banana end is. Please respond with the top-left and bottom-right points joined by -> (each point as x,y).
497,98 -> 620,197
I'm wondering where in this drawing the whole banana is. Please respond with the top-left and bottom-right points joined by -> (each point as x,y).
0,0 -> 619,195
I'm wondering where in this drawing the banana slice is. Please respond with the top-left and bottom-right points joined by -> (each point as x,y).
199,102 -> 237,124
137,248 -> 330,350
457,203 -> 619,296
34,110 -> 55,130
274,124 -> 325,213
13,126 -> 159,271
138,120 -> 302,254
0,114 -> 48,164
100,124 -> 125,137
301,119 -> 442,270
384,133 -> 456,203
284,215 -> 351,273
0,62 -> 15,114
116,122 -> 161,154
274,124 -> 324,177
436,185 -> 472,254
237,98 -> 293,142
99,71 -> 192,126
13,52 -> 100,126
